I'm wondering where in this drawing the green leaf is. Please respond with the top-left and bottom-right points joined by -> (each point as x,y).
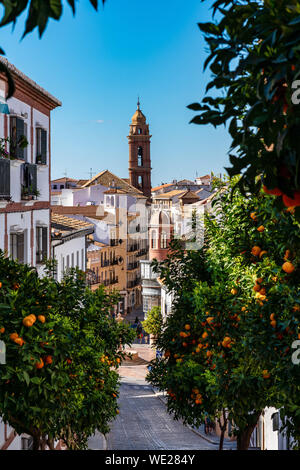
23,371 -> 30,386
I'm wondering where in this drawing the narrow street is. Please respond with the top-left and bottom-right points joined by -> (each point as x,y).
105,344 -> 217,450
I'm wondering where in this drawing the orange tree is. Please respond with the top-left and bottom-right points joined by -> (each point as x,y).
147,178 -> 300,450
0,252 -> 134,450
189,0 -> 300,210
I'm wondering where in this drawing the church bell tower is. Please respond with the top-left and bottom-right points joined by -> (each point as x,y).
128,99 -> 152,199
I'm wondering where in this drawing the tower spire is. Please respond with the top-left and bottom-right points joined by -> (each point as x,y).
137,96 -> 140,110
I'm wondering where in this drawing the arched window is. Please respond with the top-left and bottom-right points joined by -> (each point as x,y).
137,146 -> 143,166
151,230 -> 157,249
138,175 -> 143,188
161,232 -> 168,249
138,128 -> 142,135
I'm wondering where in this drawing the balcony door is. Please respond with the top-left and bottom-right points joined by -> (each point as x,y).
10,232 -> 25,264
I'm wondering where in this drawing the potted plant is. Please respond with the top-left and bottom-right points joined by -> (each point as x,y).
36,154 -> 43,164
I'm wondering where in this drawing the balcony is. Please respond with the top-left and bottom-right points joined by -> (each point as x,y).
127,243 -> 139,253
21,163 -> 39,200
136,248 -> 148,257
127,277 -> 141,289
127,261 -> 139,271
0,158 -> 11,200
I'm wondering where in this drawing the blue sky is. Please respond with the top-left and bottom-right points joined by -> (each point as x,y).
1,0 -> 231,186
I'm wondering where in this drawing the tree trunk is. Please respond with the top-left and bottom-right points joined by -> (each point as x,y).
218,409 -> 228,451
47,437 -> 55,450
236,413 -> 261,450
32,433 -> 41,450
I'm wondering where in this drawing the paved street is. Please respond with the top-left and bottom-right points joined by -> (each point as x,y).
105,344 -> 218,450
106,380 -> 217,450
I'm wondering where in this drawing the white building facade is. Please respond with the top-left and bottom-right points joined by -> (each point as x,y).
0,58 -> 61,450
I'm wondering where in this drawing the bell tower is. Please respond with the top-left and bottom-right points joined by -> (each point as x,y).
128,99 -> 152,199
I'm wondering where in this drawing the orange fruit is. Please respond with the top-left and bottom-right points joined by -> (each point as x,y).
253,284 -> 261,292
10,332 -> 19,341
231,288 -> 238,295
282,261 -> 295,273
202,331 -> 208,339
44,355 -> 52,365
251,246 -> 261,256
250,212 -> 257,220
262,370 -> 270,379
222,336 -> 231,347
259,250 -> 268,258
206,317 -> 214,324
0,327 -> 5,334
38,315 -> 46,323
0,282 -> 2,288
14,337 -> 24,346
270,320 -> 277,328
185,324 -> 191,330
23,318 -> 34,327
35,358 -> 44,369
257,225 -> 265,232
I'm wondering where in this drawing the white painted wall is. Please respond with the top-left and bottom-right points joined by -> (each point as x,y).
52,235 -> 87,282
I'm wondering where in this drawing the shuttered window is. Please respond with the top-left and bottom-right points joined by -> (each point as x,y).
10,232 -> 25,264
36,128 -> 47,164
22,163 -> 37,197
36,227 -> 48,263
10,117 -> 25,160
0,158 -> 10,198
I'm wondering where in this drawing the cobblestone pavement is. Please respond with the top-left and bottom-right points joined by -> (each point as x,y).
106,345 -> 218,451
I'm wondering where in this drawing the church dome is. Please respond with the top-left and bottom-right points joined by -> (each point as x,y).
131,98 -> 146,124
131,108 -> 146,124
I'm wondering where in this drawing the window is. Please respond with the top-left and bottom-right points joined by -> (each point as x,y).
10,116 -> 26,160
151,230 -> 157,249
76,251 -> 79,267
81,248 -> 84,270
137,146 -> 143,166
53,184 -> 57,189
138,175 -> 143,188
71,253 -> 74,268
36,227 -> 48,264
161,232 -> 168,249
36,127 -> 47,164
22,163 -> 37,198
138,128 -> 142,135
10,232 -> 25,264
0,158 -> 10,199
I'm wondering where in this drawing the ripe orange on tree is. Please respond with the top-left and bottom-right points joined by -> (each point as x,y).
35,358 -> 44,369
251,246 -> 261,256
282,261 -> 295,273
